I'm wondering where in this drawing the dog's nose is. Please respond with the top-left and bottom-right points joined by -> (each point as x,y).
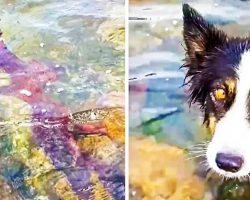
215,153 -> 243,173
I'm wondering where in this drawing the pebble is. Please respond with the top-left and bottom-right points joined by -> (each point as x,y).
20,89 -> 32,97
40,43 -> 45,48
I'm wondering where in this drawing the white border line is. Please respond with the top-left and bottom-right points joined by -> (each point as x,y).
125,0 -> 129,198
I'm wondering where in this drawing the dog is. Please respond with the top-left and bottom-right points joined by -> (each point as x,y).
182,4 -> 250,179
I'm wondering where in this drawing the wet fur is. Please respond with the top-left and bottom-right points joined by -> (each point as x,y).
182,4 -> 250,178
182,4 -> 250,126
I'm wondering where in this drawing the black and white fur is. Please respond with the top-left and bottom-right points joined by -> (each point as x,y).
183,4 -> 250,179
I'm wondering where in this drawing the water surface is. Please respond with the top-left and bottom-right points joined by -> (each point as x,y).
0,0 -> 125,199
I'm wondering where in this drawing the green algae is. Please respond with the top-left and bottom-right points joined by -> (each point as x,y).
0,1 -> 125,199
0,0 -> 124,106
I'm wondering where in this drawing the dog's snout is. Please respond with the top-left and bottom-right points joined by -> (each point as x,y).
215,153 -> 243,173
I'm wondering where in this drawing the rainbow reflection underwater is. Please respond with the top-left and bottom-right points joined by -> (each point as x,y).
0,33 -> 125,200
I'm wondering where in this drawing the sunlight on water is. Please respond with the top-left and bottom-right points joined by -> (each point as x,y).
0,0 -> 125,108
129,0 -> 250,199
0,0 -> 125,199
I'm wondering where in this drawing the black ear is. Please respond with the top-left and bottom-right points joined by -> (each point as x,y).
182,4 -> 227,67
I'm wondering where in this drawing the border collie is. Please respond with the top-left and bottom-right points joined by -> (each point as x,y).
183,4 -> 250,179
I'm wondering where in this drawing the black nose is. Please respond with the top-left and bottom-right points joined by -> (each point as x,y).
215,153 -> 243,173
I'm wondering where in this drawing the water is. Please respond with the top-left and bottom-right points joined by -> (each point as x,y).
0,1 -> 125,199
129,0 -> 250,199
129,0 -> 250,146
0,0 -> 124,108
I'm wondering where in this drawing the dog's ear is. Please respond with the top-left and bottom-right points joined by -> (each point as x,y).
182,4 -> 227,66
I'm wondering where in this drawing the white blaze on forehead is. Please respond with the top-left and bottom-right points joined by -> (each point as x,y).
235,51 -> 250,106
207,50 -> 250,178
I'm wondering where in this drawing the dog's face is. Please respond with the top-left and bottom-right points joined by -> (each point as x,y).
183,4 -> 250,178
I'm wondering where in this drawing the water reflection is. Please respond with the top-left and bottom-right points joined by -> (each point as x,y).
0,0 -> 125,199
129,0 -> 250,199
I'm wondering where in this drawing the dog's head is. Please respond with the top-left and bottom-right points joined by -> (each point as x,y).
183,4 -> 250,178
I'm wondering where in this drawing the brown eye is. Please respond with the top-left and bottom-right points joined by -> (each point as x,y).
214,88 -> 226,101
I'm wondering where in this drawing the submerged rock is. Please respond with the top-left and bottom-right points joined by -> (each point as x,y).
129,136 -> 205,200
217,180 -> 250,200
0,32 -> 125,199
97,19 -> 125,51
129,29 -> 162,56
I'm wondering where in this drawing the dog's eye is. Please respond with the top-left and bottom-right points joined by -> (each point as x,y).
214,88 -> 226,101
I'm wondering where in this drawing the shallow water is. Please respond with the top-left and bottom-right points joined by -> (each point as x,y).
129,0 -> 250,199
129,0 -> 250,146
0,1 -> 125,199
0,0 -> 125,108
